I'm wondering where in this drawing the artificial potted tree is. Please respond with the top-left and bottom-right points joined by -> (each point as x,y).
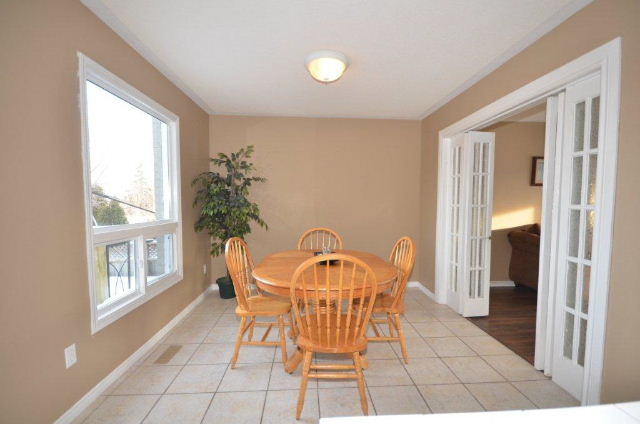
192,145 -> 268,298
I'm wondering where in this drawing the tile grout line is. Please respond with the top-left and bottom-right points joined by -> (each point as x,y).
197,296 -> 233,424
403,309 -> 489,412
138,393 -> 166,423
462,313 -> 534,362
360,341 -> 382,416
199,394 -> 215,424
506,381 -> 541,409
457,335 -> 491,356
475,353 -> 550,391
476,354 -> 510,380
431,344 -> 490,413
138,307 -> 218,423
81,294 -> 226,423
258,359 -> 276,424
138,365 -> 184,423
364,382 -> 378,416
100,377 -> 567,397
426,307 -> 496,411
401,293 -> 556,413
198,363 -> 231,424
85,290 -> 565,422
262,289 -> 516,418
78,396 -> 107,424
383,337 -> 434,414
461,382 -> 492,411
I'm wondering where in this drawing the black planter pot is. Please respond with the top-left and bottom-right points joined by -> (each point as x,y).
216,276 -> 236,299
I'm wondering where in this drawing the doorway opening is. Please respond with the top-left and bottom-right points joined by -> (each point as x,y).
467,101 -> 548,365
433,38 -> 621,405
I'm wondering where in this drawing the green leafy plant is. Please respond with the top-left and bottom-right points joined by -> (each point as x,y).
92,185 -> 128,226
192,145 -> 268,257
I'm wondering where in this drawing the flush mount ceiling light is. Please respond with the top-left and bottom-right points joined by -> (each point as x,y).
305,50 -> 349,84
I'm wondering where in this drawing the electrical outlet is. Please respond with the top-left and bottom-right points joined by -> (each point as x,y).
203,264 -> 207,275
64,344 -> 77,368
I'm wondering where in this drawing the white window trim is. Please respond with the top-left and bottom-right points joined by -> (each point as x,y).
78,53 -> 184,334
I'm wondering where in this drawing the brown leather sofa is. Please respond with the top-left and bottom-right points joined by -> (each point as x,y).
507,224 -> 540,290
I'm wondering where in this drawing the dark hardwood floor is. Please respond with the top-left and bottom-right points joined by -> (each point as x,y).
467,285 -> 538,364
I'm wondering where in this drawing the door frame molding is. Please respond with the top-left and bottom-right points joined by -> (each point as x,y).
434,38 -> 621,405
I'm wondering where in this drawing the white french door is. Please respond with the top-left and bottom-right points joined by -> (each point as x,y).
445,135 -> 464,312
552,74 -> 601,400
445,131 -> 495,317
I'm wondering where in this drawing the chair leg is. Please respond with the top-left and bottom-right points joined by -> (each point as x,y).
387,312 -> 396,337
360,352 -> 369,369
248,317 -> 255,341
353,352 -> 368,415
296,350 -> 313,420
278,315 -> 288,363
394,313 -> 409,364
231,316 -> 247,369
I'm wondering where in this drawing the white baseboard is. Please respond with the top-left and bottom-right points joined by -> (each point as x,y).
491,280 -> 516,287
408,281 -> 436,300
55,285 -> 214,424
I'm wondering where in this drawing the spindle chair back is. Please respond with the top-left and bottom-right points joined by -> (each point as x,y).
367,236 -> 416,364
290,253 -> 377,418
224,237 -> 292,368
297,227 -> 344,251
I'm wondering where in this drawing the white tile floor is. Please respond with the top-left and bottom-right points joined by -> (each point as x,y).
74,288 -> 579,424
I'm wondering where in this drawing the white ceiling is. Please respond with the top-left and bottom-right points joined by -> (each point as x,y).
82,0 -> 588,119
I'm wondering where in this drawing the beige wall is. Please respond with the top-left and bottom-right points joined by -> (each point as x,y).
0,1 -> 210,422
209,116 -> 422,277
487,122 -> 546,281
419,0 -> 640,402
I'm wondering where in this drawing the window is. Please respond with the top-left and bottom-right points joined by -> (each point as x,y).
79,54 -> 182,333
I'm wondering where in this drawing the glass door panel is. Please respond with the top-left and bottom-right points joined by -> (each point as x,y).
446,135 -> 464,311
445,131 -> 495,317
553,74 -> 601,400
461,131 -> 495,317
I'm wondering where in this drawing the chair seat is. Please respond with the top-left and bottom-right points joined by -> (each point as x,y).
296,314 -> 368,353
236,295 -> 291,316
372,293 -> 404,313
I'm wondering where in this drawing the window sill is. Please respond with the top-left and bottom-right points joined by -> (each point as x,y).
92,271 -> 183,334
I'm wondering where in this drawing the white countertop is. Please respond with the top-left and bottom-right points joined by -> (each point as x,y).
320,402 -> 640,424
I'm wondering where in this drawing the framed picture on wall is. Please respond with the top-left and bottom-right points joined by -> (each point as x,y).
531,156 -> 544,186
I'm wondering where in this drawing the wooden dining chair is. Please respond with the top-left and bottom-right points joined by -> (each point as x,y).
225,237 -> 292,368
367,236 -> 416,363
297,227 -> 344,250
290,253 -> 378,418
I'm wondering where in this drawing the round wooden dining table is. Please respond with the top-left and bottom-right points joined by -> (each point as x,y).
253,249 -> 397,295
252,249 -> 397,372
